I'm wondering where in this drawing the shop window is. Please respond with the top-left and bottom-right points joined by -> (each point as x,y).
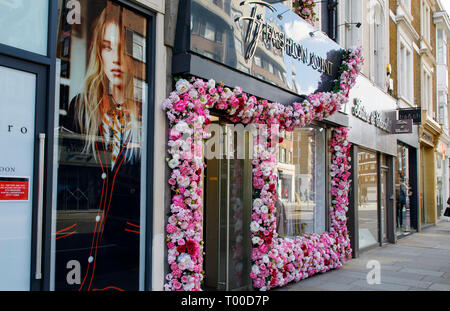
235,38 -> 243,55
422,2 -> 431,43
398,41 -> 413,103
126,29 -> 146,63
254,56 -> 262,67
204,22 -> 216,41
53,0 -> 149,291
0,0 -> 48,55
437,30 -> 445,64
133,78 -> 145,103
276,126 -> 326,237
357,149 -> 378,249
395,144 -> 412,235
215,30 -> 223,43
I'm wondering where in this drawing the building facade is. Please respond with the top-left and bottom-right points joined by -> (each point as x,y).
0,0 -> 449,292
0,0 -> 166,291
388,0 -> 450,232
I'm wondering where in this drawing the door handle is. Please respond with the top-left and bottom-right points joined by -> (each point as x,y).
35,133 -> 45,280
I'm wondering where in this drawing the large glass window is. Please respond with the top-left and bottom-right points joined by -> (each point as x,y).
0,0 -> 48,55
52,0 -> 148,291
358,149 -> 378,249
276,126 -> 326,237
395,144 -> 412,236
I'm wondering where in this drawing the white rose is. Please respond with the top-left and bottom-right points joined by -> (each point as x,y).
175,79 -> 190,94
250,221 -> 260,233
253,198 -> 263,208
262,255 -> 270,263
177,176 -> 191,188
260,205 -> 269,214
189,89 -> 198,98
251,264 -> 260,275
223,87 -> 232,98
175,121 -> 189,133
207,79 -> 216,89
262,167 -> 271,176
252,236 -> 262,245
168,158 -> 180,169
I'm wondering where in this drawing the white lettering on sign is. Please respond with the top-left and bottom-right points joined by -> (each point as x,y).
66,0 -> 81,25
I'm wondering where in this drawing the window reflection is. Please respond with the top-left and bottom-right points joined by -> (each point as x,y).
54,0 -> 148,291
276,126 -> 326,237
357,149 -> 378,249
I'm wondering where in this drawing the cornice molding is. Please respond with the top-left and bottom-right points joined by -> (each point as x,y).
396,13 -> 420,41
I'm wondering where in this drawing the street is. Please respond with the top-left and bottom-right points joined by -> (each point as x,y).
276,219 -> 450,291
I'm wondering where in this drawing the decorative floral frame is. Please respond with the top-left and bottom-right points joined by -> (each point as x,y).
162,47 -> 363,291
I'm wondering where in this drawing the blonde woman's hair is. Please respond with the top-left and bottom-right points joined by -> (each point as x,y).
75,3 -> 141,162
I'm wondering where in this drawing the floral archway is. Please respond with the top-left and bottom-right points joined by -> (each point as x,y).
162,47 -> 363,291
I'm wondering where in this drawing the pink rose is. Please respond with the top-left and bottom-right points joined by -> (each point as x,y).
173,100 -> 188,112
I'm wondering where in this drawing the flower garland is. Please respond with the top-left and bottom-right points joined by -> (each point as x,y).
162,47 -> 363,291
250,127 -> 352,290
293,0 -> 318,26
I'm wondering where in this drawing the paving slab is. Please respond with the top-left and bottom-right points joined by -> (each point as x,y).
399,268 -> 445,277
274,220 -> 450,291
428,283 -> 450,291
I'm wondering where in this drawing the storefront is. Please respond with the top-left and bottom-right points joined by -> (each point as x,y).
419,114 -> 443,228
436,140 -> 449,220
0,0 -> 163,291
164,0 -> 362,291
343,74 -> 415,256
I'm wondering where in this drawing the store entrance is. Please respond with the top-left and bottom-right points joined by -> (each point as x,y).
203,121 -> 253,291
0,56 -> 47,290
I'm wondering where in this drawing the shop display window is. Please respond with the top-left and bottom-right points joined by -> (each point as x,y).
276,126 -> 326,237
395,144 -> 412,235
357,149 -> 378,248
52,0 -> 149,291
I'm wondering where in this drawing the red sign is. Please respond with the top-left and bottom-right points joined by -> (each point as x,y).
0,178 -> 29,201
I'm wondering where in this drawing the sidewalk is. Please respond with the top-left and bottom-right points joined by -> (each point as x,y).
276,219 -> 450,291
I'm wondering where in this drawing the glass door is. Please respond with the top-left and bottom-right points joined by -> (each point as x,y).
204,122 -> 253,290
0,57 -> 47,290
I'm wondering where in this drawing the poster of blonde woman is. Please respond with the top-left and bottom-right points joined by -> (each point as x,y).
54,0 -> 147,291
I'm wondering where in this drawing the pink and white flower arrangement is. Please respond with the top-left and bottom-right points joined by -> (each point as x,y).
293,0 -> 318,26
163,47 -> 363,291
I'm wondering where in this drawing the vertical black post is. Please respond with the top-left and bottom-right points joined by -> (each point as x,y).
409,146 -> 419,231
377,152 -> 382,245
41,0 -> 59,291
348,145 -> 359,258
386,155 -> 396,244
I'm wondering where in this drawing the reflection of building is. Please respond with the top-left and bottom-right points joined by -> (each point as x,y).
189,0 -> 342,97
276,127 -> 326,237
191,0 -> 232,64
358,151 -> 377,203
57,0 -> 147,118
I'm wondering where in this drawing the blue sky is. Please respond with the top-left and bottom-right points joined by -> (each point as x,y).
442,0 -> 450,15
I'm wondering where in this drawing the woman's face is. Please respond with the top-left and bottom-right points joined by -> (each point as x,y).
101,22 -> 123,87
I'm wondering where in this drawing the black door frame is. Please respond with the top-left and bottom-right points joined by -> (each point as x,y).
0,0 -> 156,291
